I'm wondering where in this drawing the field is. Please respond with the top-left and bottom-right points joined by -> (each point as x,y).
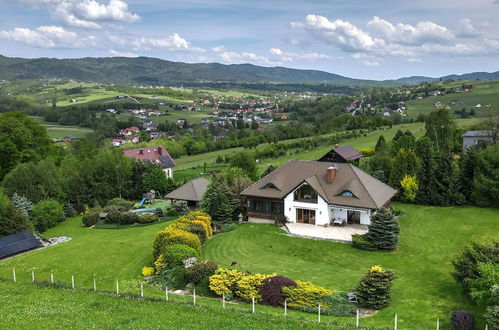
405,81 -> 499,118
30,116 -> 93,138
0,204 -> 497,329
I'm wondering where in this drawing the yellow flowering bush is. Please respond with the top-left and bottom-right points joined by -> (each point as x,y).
282,280 -> 333,309
370,265 -> 385,273
235,273 -> 274,302
191,220 -> 211,240
153,227 -> 201,259
141,266 -> 155,277
209,268 -> 244,295
154,254 -> 167,274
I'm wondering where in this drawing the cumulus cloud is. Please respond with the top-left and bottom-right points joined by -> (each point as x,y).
131,33 -> 204,53
212,46 -> 273,65
269,47 -> 332,62
362,60 -> 379,67
0,25 -> 93,48
11,0 -> 140,29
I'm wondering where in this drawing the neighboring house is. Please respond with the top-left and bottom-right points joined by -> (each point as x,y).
318,145 -> 363,164
111,138 -> 123,147
165,177 -> 211,208
122,146 -> 176,178
240,160 -> 397,226
462,130 -> 494,150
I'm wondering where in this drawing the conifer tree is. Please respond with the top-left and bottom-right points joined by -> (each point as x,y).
355,266 -> 396,309
375,135 -> 386,152
415,138 -> 438,205
365,208 -> 400,250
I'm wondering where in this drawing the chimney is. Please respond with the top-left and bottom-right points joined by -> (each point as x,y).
158,146 -> 163,155
326,166 -> 336,183
139,149 -> 144,155
334,144 -> 340,149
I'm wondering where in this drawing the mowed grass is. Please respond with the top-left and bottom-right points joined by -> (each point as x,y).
30,116 -> 93,138
405,80 -> 499,118
203,204 -> 499,329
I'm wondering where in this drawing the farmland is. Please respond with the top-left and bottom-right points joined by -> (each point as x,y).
30,116 -> 93,139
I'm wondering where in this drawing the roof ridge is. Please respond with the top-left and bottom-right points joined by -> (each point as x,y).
307,175 -> 330,203
350,164 -> 396,208
240,159 -> 295,194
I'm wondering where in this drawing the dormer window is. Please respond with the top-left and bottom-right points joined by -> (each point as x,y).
261,183 -> 280,190
294,184 -> 318,203
337,190 -> 357,198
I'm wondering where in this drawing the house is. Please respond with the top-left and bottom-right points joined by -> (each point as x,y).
240,160 -> 397,227
119,126 -> 140,136
111,139 -> 123,147
122,146 -> 176,178
165,177 -> 211,208
149,131 -> 162,139
318,145 -> 363,164
462,130 -> 494,150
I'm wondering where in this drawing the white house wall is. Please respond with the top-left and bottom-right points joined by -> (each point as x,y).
284,192 -> 330,225
163,167 -> 173,179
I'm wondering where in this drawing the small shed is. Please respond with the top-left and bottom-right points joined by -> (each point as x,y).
0,231 -> 42,259
318,145 -> 363,164
165,177 -> 211,208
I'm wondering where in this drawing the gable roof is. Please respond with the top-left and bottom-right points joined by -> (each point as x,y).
332,145 -> 363,161
0,231 -> 42,259
462,130 -> 493,138
122,146 -> 176,169
165,177 -> 211,202
240,160 -> 396,210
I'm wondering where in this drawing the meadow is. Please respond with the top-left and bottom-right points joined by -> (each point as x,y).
30,116 -> 93,139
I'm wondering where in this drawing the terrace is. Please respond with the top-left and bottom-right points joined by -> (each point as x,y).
284,222 -> 367,242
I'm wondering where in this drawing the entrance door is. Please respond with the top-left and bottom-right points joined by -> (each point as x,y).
347,210 -> 361,224
296,209 -> 316,224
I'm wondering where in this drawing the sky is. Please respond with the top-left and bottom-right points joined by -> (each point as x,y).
1,0 -> 499,80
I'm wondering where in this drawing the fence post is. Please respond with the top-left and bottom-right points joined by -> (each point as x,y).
284,299 -> 287,317
31,269 -> 35,283
140,283 -> 143,298
165,286 -> 168,302
485,325 -> 488,330
436,318 -> 439,330
93,276 -> 96,291
252,297 -> 255,314
317,304 -> 321,323
50,272 -> 54,284
356,309 -> 359,328
193,288 -> 196,306
116,280 -> 119,295
222,293 -> 225,310
394,313 -> 398,330
71,275 -> 75,289
12,268 -> 16,282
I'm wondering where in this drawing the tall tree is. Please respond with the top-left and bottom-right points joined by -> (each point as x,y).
374,134 -> 386,152
415,138 -> 438,205
424,109 -> 456,152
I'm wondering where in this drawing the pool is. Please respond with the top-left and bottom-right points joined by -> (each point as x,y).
132,208 -> 155,214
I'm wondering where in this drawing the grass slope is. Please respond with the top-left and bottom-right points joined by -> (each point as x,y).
30,116 -> 93,139
203,204 -> 499,329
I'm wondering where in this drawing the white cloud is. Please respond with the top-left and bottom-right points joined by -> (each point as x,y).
406,58 -> 422,63
109,49 -> 138,57
131,33 -> 204,53
269,47 -> 332,62
0,25 -> 92,48
11,0 -> 140,29
362,60 -> 379,67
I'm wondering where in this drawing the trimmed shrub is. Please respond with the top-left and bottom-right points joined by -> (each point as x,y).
138,213 -> 159,223
163,244 -> 200,267
235,273 -> 273,302
120,211 -> 140,224
106,198 -> 133,212
103,205 -> 124,224
282,280 -> 333,309
173,221 -> 207,244
153,227 -> 201,259
352,234 -> 376,251
260,275 -> 296,306
171,200 -> 189,214
450,311 -> 476,330
141,266 -> 154,277
186,260 -> 218,284
194,275 -> 218,298
63,203 -> 76,217
32,199 -> 65,232
154,254 -> 167,274
220,223 -> 238,233
319,292 -> 356,316
152,266 -> 187,290
209,268 -> 244,295
164,208 -> 179,217
355,266 -> 396,310
191,220 -> 210,240
82,207 -> 102,227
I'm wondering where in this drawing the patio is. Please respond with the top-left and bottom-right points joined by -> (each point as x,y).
284,222 -> 368,242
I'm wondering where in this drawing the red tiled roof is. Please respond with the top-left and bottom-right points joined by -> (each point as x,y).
122,146 -> 176,168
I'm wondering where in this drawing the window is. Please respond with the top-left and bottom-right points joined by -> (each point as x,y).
249,200 -> 282,214
293,184 -> 318,203
261,183 -> 280,190
336,190 -> 357,198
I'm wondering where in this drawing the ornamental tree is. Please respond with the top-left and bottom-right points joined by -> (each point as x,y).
355,266 -> 396,310
365,208 -> 400,251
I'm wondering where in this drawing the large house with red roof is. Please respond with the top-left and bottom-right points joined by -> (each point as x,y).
122,146 -> 176,178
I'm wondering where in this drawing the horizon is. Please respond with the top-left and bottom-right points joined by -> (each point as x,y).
1,0 -> 499,80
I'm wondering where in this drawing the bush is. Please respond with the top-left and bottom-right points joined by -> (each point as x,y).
351,234 -> 376,251
220,223 -> 238,233
0,193 -> 31,236
186,260 -> 218,284
121,212 -> 140,224
155,208 -> 164,217
138,213 -> 159,223
173,221 -> 207,244
171,200 -> 189,214
359,148 -> 375,157
11,193 -> 32,218
319,292 -> 356,316
141,266 -> 154,277
260,275 -> 296,306
163,244 -> 200,267
164,208 -> 179,217
355,266 -> 396,310
82,207 -> 102,227
194,275 -> 218,298
235,273 -> 272,302
32,199 -> 65,232
282,280 -> 333,309
153,227 -> 201,260
191,220 -> 211,240
450,311 -> 476,330
209,268 -> 244,295
152,266 -> 187,290
103,205 -> 124,224
63,203 -> 76,217
106,198 -> 133,212
154,254 -> 167,274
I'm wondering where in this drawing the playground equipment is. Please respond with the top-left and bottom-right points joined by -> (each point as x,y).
134,190 -> 163,208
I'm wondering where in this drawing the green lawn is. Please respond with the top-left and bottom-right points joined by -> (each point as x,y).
203,204 -> 499,329
30,116 -> 94,138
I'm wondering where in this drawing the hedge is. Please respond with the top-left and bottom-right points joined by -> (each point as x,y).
162,244 -> 200,267
209,268 -> 244,295
153,227 -> 201,260
235,273 -> 273,302
282,280 -> 333,309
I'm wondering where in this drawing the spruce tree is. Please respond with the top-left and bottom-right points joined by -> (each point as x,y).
460,146 -> 482,203
375,135 -> 386,152
355,266 -> 396,309
366,208 -> 400,250
415,138 -> 438,205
